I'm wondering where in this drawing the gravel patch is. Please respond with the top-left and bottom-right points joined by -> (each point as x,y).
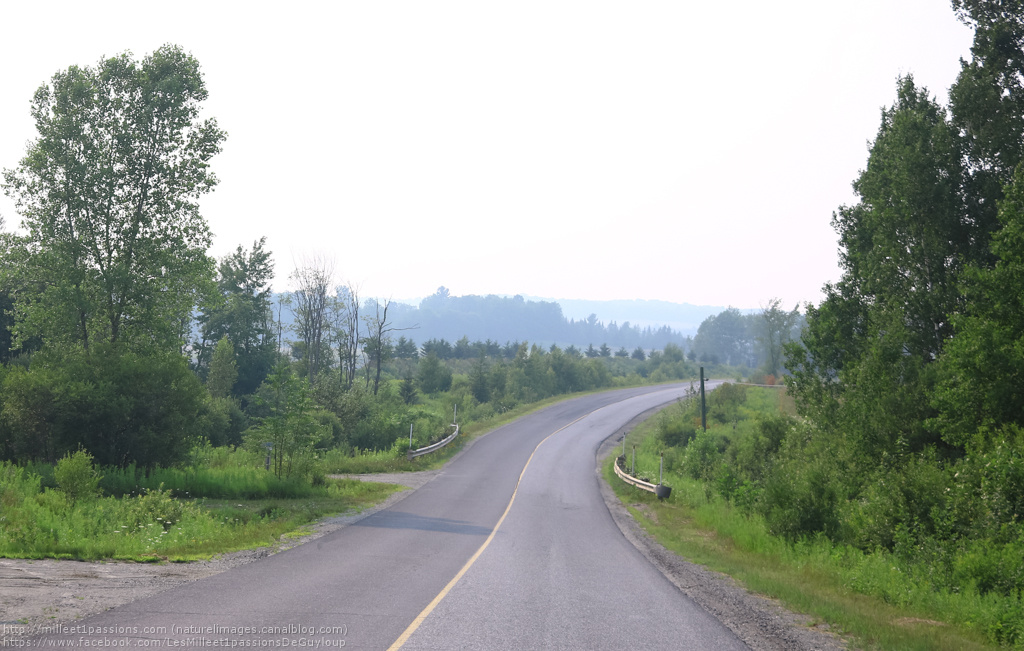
331,469 -> 441,490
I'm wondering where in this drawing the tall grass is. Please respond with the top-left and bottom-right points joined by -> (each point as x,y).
0,461 -> 400,561
101,463 -> 323,499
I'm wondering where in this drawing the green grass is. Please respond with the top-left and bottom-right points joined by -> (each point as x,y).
101,463 -> 331,500
0,463 -> 401,561
604,390 -> 1004,651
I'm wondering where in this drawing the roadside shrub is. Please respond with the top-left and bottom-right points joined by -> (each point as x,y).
123,485 -> 186,531
660,413 -> 699,448
762,452 -> 842,541
842,452 -> 949,551
0,345 -> 206,467
756,414 -> 792,455
682,429 -> 725,482
951,534 -> 1024,598
53,449 -> 102,503
936,427 -> 1024,544
707,382 -> 747,424
0,461 -> 41,507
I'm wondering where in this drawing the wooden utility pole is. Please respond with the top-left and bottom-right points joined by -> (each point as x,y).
700,366 -> 707,431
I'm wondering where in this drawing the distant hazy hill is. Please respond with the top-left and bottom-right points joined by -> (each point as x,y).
274,291 -> 750,349
528,297 -> 754,337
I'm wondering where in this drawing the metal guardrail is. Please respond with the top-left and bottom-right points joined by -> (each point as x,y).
613,455 -> 658,493
407,423 -> 460,460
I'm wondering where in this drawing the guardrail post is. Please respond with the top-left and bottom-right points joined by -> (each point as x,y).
632,445 -> 636,476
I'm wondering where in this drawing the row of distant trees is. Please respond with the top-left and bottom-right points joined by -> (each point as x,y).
386,287 -> 693,351
689,301 -> 804,374
276,283 -> 805,378
400,336 -> 651,361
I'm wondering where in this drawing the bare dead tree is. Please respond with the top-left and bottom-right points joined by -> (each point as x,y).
362,297 -> 414,395
290,256 -> 334,381
330,282 -> 360,389
274,293 -> 290,359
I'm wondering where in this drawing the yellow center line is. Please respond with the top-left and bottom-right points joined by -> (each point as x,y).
386,413 -> 589,651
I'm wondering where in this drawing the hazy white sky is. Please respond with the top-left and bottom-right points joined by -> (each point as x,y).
0,1 -> 974,309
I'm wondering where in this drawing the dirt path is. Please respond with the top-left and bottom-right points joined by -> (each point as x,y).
331,469 -> 440,489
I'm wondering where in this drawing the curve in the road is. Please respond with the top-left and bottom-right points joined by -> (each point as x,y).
28,383 -> 744,650
385,412 -> 587,650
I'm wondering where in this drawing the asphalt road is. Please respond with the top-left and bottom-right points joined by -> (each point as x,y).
33,383 -> 745,650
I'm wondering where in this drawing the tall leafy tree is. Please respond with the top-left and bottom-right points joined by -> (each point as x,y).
757,298 -> 801,376
1,45 -> 225,353
692,307 -> 750,365
246,363 -> 325,479
951,0 -> 1024,244
788,76 -> 977,458
838,77 -> 973,358
206,336 -> 238,399
936,161 -> 1024,444
198,238 -> 276,395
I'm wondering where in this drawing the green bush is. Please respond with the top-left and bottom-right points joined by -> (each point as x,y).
123,485 -> 186,531
1,345 -> 207,467
952,535 -> 1024,597
659,412 -> 699,448
706,382 -> 747,424
53,449 -> 102,504
842,452 -> 950,551
681,429 -> 725,482
761,451 -> 843,541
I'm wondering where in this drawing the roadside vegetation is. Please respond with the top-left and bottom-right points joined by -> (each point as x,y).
607,386 -> 1013,650
1,449 -> 399,561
